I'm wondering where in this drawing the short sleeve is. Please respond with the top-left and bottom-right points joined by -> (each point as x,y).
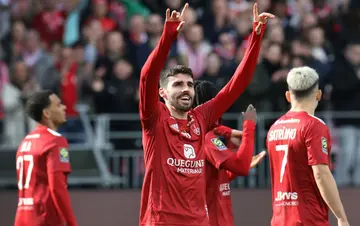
205,133 -> 233,169
304,121 -> 331,166
46,138 -> 71,173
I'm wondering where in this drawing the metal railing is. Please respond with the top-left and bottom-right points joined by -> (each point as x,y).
1,110 -> 360,189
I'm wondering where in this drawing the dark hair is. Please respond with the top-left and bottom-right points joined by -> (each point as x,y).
289,79 -> 319,99
193,80 -> 218,108
25,90 -> 54,122
160,65 -> 194,87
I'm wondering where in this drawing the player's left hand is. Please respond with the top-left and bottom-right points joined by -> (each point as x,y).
250,151 -> 266,168
253,3 -> 275,35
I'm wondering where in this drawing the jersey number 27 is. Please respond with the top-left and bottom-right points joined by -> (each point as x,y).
16,141 -> 34,190
276,144 -> 289,183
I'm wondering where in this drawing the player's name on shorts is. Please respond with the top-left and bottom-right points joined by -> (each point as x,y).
268,127 -> 297,141
274,118 -> 300,125
18,197 -> 34,206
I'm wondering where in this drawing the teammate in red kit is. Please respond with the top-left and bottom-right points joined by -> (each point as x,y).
194,80 -> 266,226
14,90 -> 77,226
138,2 -> 273,225
266,66 -> 349,226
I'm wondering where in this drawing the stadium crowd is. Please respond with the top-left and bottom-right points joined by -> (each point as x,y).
1,0 -> 360,186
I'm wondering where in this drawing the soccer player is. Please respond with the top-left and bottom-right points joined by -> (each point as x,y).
266,66 -> 349,226
14,90 -> 77,226
138,2 -> 273,225
193,80 -> 266,226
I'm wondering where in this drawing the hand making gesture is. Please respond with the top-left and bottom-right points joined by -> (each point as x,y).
253,3 -> 275,35
165,3 -> 189,32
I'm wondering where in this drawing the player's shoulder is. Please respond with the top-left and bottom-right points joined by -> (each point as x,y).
304,113 -> 327,126
26,127 -> 67,146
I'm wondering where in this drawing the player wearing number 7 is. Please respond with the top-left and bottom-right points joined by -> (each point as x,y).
14,90 -> 77,226
266,67 -> 349,226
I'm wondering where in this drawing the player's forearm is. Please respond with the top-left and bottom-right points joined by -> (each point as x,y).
208,23 -> 266,123
139,21 -> 180,118
313,166 -> 348,221
221,121 -> 256,176
49,172 -> 78,226
229,137 -> 241,147
214,125 -> 242,143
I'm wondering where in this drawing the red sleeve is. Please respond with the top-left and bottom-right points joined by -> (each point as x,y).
205,133 -> 234,169
304,120 -> 331,166
220,120 -> 256,176
196,23 -> 266,130
213,125 -> 232,141
139,21 -> 180,127
226,171 -> 237,181
46,138 -> 71,173
48,172 -> 77,226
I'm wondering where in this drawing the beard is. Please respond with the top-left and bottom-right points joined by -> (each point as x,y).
169,96 -> 193,112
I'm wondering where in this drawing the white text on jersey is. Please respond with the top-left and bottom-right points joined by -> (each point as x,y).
268,127 -> 297,141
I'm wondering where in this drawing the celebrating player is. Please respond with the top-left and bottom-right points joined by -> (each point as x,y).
194,80 -> 266,226
14,90 -> 77,226
138,2 -> 273,225
266,67 -> 349,226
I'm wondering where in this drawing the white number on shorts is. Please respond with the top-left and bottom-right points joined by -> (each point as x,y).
276,144 -> 288,183
17,142 -> 34,190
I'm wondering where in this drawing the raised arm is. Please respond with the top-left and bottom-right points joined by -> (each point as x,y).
198,4 -> 274,128
139,5 -> 187,121
220,120 -> 256,176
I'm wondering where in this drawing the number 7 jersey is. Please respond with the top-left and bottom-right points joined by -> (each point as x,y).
15,125 -> 71,226
266,111 -> 331,226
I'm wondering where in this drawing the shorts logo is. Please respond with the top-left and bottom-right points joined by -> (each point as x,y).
211,138 -> 227,151
184,144 -> 196,159
321,137 -> 328,155
60,148 -> 69,163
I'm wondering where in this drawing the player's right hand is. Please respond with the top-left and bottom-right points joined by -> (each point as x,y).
165,3 -> 189,32
253,3 -> 275,35
242,104 -> 257,123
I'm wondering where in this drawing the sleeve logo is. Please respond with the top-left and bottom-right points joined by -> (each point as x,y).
321,137 -> 328,155
60,148 -> 70,163
211,138 -> 227,151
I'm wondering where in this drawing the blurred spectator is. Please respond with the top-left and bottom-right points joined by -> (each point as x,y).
2,60 -> 37,146
178,23 -> 211,78
200,0 -> 232,44
22,29 -> 53,83
87,0 -> 117,33
330,41 -> 360,186
32,0 -> 66,49
1,20 -> 26,64
201,52 -> 230,89
92,59 -> 138,150
0,49 -> 9,141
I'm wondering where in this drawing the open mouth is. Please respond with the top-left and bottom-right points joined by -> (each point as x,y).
179,95 -> 191,104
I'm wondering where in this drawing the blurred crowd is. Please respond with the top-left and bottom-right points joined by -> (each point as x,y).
0,0 -> 360,185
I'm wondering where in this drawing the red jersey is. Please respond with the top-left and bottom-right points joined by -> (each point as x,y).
267,111 -> 331,226
138,21 -> 265,225
14,125 -> 71,226
205,131 -> 235,226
